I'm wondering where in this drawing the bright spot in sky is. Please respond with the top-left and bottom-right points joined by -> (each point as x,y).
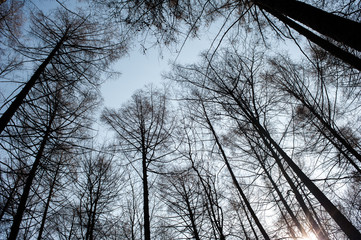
299,232 -> 318,240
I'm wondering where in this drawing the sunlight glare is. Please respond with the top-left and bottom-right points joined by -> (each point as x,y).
300,232 -> 318,240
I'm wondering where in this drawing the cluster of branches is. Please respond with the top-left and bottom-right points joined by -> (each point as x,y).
1,0 -> 361,240
99,42 -> 360,238
93,2 -> 361,237
0,3 -> 127,239
96,0 -> 361,70
166,42 -> 361,239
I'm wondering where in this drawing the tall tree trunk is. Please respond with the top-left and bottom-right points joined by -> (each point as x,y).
182,187 -> 201,240
85,191 -> 94,240
240,198 -> 259,240
141,132 -> 151,240
37,163 -> 60,240
190,164 -> 225,239
201,102 -> 271,240
254,0 -> 361,51
228,91 -> 361,239
68,210 -> 76,240
8,107 -> 56,240
273,192 -> 298,239
88,176 -> 102,240
0,31 -> 67,135
260,5 -> 361,71
296,176 -> 330,238
236,203 -> 252,240
247,137 -> 308,238
259,132 -> 329,240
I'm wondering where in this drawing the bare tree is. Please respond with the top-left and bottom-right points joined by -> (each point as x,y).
2,62 -> 99,239
169,46 -> 361,238
0,7 -> 126,134
159,168 -> 204,240
102,86 -> 175,240
195,98 -> 271,240
266,53 -> 361,174
68,147 -> 123,240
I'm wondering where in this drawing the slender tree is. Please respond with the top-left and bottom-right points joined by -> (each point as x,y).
159,168 -> 204,240
0,8 -> 125,134
102,86 -> 175,240
170,47 -> 361,238
3,58 -> 99,239
266,54 -> 361,173
69,147 -> 123,240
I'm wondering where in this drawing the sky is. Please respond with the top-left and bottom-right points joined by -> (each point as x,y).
96,35 -> 211,138
100,35 -> 211,108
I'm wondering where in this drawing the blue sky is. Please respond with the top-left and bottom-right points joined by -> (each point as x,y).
101,36 -> 209,108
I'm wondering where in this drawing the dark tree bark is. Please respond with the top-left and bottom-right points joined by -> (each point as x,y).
200,100 -> 271,240
254,0 -> 361,51
182,188 -> 201,240
70,150 -> 122,240
190,164 -> 226,240
8,103 -> 57,240
257,130 -> 329,240
0,32 -> 67,135
141,130 -> 151,240
102,87 -> 174,240
159,167 -> 204,239
102,0 -> 361,70
262,9 -> 361,71
245,136 -> 309,238
37,164 -> 60,240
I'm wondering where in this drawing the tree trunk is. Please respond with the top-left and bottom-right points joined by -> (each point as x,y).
182,188 -> 201,240
254,0 -> 361,51
260,4 -> 361,71
0,30 -> 67,135
37,164 -> 60,240
201,102 -> 271,240
248,138 -> 308,238
274,193 -> 298,239
141,133 -> 151,240
259,133 -> 329,240
88,176 -> 102,240
8,108 -> 56,240
190,161 -> 225,240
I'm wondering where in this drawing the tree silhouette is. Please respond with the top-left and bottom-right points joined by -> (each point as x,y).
0,8 -> 125,134
170,46 -> 361,238
99,0 -> 361,70
102,86 -> 175,240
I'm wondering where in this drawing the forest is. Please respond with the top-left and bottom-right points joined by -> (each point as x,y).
0,0 -> 360,239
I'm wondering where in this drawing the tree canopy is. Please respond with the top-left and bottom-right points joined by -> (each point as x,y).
0,0 -> 360,239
